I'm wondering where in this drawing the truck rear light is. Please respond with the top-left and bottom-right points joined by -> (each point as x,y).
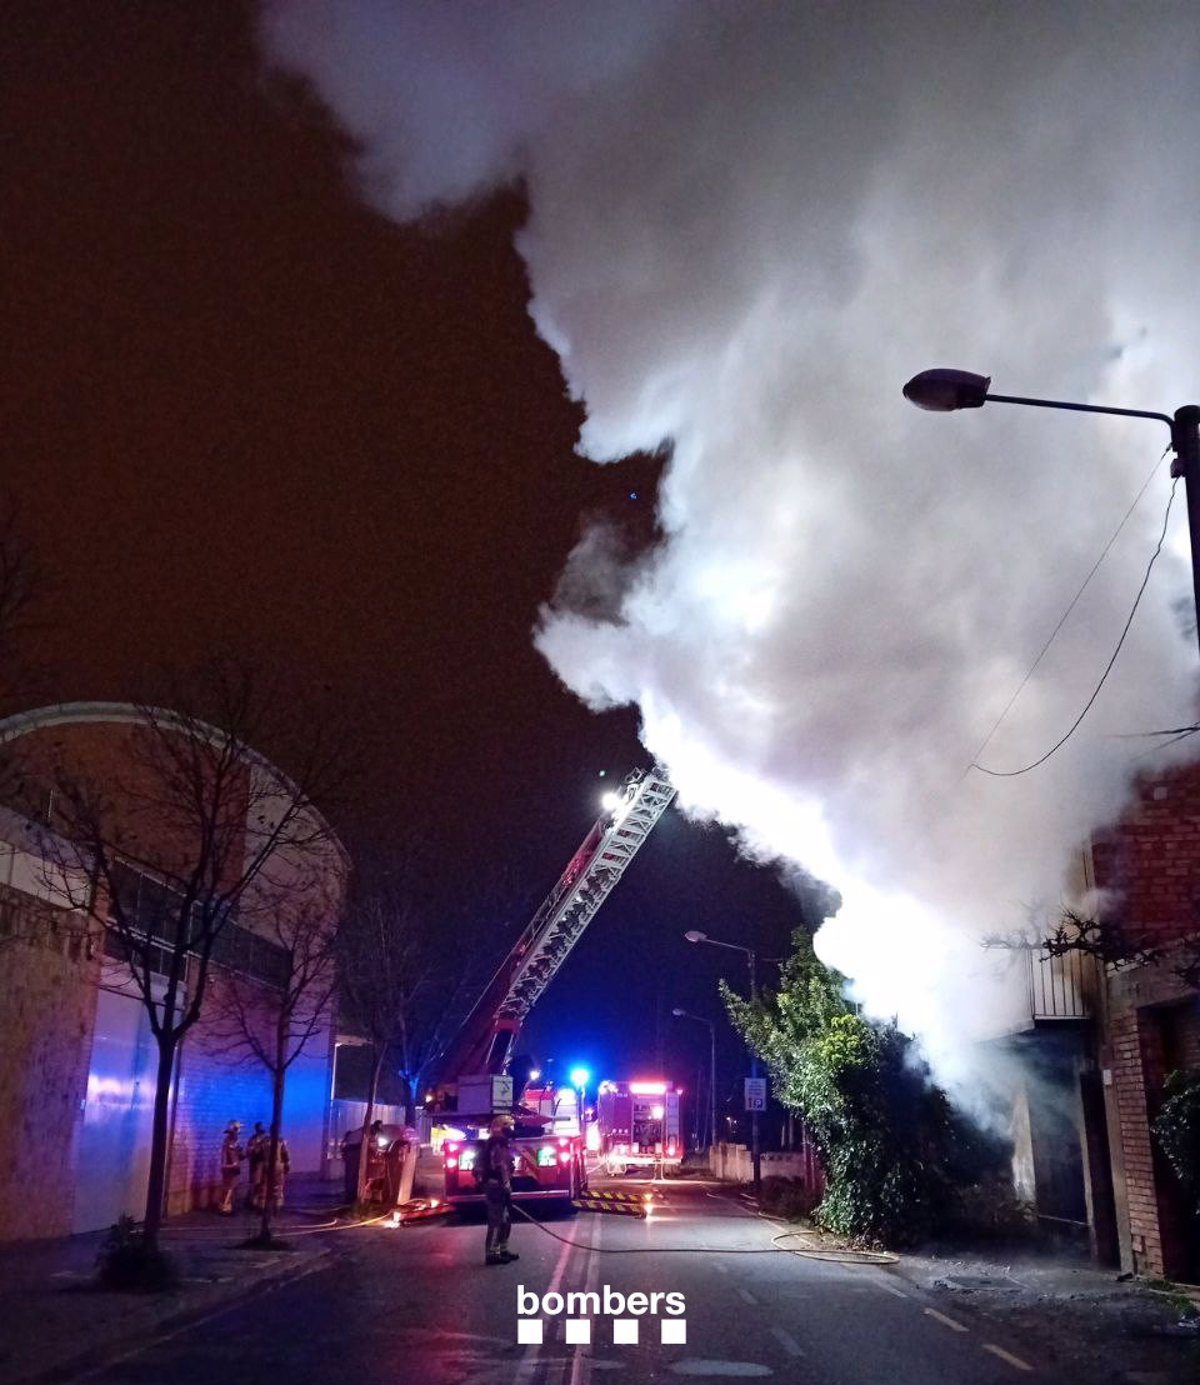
557,1138 -> 569,1148
445,1156 -> 458,1169
558,1152 -> 572,1165
667,1143 -> 677,1156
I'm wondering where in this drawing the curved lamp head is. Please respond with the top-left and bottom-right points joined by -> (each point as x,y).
684,930 -> 707,943
671,1007 -> 686,1017
903,368 -> 991,412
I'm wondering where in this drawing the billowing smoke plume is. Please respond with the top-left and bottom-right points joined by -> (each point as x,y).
264,2 -> 1200,1077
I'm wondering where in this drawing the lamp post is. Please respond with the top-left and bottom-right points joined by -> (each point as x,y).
569,1066 -> 590,1137
671,1007 -> 717,1153
684,929 -> 761,1192
902,368 -> 1200,657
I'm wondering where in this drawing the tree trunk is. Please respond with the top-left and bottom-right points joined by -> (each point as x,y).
259,1064 -> 287,1243
356,1046 -> 387,1204
142,1035 -> 177,1253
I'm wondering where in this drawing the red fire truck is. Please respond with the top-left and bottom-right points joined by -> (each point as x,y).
596,1079 -> 682,1175
427,769 -> 676,1207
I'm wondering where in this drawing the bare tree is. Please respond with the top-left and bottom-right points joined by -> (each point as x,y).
1045,908 -> 1200,989
335,877 -> 436,1203
335,850 -> 504,1201
34,658 -> 350,1254
201,878 -> 343,1245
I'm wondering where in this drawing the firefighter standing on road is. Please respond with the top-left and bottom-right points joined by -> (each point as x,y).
218,1121 -> 243,1215
483,1114 -> 519,1266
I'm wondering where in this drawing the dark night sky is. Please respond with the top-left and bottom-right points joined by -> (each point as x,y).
3,1 -> 804,1121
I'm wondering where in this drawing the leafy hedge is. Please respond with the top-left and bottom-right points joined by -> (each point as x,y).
1153,1068 -> 1200,1218
723,929 -> 1005,1246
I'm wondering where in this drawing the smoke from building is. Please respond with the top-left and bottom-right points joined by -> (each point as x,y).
263,1 -> 1200,1085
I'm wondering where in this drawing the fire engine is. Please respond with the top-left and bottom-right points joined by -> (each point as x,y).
596,1079 -> 682,1175
429,767 -> 675,1206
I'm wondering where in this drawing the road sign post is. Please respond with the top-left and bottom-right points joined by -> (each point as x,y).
743,1077 -> 766,1112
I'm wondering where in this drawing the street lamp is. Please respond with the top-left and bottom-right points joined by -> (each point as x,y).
570,1066 -> 590,1134
672,1007 -> 717,1154
684,930 -> 762,1192
903,367 -> 1200,656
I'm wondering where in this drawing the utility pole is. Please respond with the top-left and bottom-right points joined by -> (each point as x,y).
748,948 -> 761,1194
682,929 -> 764,1193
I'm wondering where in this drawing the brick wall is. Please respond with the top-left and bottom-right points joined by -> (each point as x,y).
1092,764 -> 1200,1279
1091,770 -> 1200,952
1103,963 -> 1198,1278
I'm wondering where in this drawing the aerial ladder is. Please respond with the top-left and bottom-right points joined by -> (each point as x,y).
432,765 -> 675,1204
434,763 -> 675,1105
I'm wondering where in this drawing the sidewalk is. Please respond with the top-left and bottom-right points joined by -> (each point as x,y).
0,1177 -> 345,1385
892,1241 -> 1200,1383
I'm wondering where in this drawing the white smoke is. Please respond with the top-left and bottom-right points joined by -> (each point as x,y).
264,2 -> 1200,1079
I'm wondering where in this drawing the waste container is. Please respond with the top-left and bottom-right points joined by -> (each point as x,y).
339,1123 -> 416,1203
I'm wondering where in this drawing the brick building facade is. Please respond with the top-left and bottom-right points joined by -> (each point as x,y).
0,703 -> 346,1241
1091,768 -> 1200,1280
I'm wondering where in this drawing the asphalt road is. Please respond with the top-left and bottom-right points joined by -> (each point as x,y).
69,1177 -> 1061,1384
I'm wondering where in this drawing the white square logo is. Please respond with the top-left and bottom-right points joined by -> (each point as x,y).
517,1319 -> 543,1346
661,1319 -> 687,1345
613,1319 -> 639,1345
565,1320 -> 591,1345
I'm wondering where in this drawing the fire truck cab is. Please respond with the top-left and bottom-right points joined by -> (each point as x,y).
442,1115 -> 588,1206
596,1079 -> 681,1174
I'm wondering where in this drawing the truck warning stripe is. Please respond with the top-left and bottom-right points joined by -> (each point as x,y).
572,1198 -> 647,1218
587,1190 -> 663,1203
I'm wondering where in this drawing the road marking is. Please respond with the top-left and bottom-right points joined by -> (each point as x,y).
875,1279 -> 910,1299
923,1307 -> 970,1333
569,1204 -> 602,1385
769,1325 -> 804,1357
519,1225 -> 575,1381
982,1343 -> 1034,1372
738,1287 -> 759,1306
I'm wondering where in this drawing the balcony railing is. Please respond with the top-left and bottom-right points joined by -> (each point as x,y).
1028,948 -> 1093,1020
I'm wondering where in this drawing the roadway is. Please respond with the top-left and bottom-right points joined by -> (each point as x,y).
70,1176 -> 1060,1384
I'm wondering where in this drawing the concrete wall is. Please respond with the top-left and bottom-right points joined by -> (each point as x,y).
0,889 -> 97,1239
0,706 -> 346,1240
709,1142 -> 824,1190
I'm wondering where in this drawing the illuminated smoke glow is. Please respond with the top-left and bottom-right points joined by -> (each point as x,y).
264,2 -> 1200,1082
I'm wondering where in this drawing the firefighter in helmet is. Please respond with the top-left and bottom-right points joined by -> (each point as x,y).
246,1122 -> 267,1210
482,1113 -> 519,1266
218,1121 -> 243,1215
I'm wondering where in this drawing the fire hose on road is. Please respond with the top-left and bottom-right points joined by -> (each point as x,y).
508,1199 -> 898,1263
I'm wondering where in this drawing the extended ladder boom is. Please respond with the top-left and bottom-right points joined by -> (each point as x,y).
433,767 -> 675,1096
